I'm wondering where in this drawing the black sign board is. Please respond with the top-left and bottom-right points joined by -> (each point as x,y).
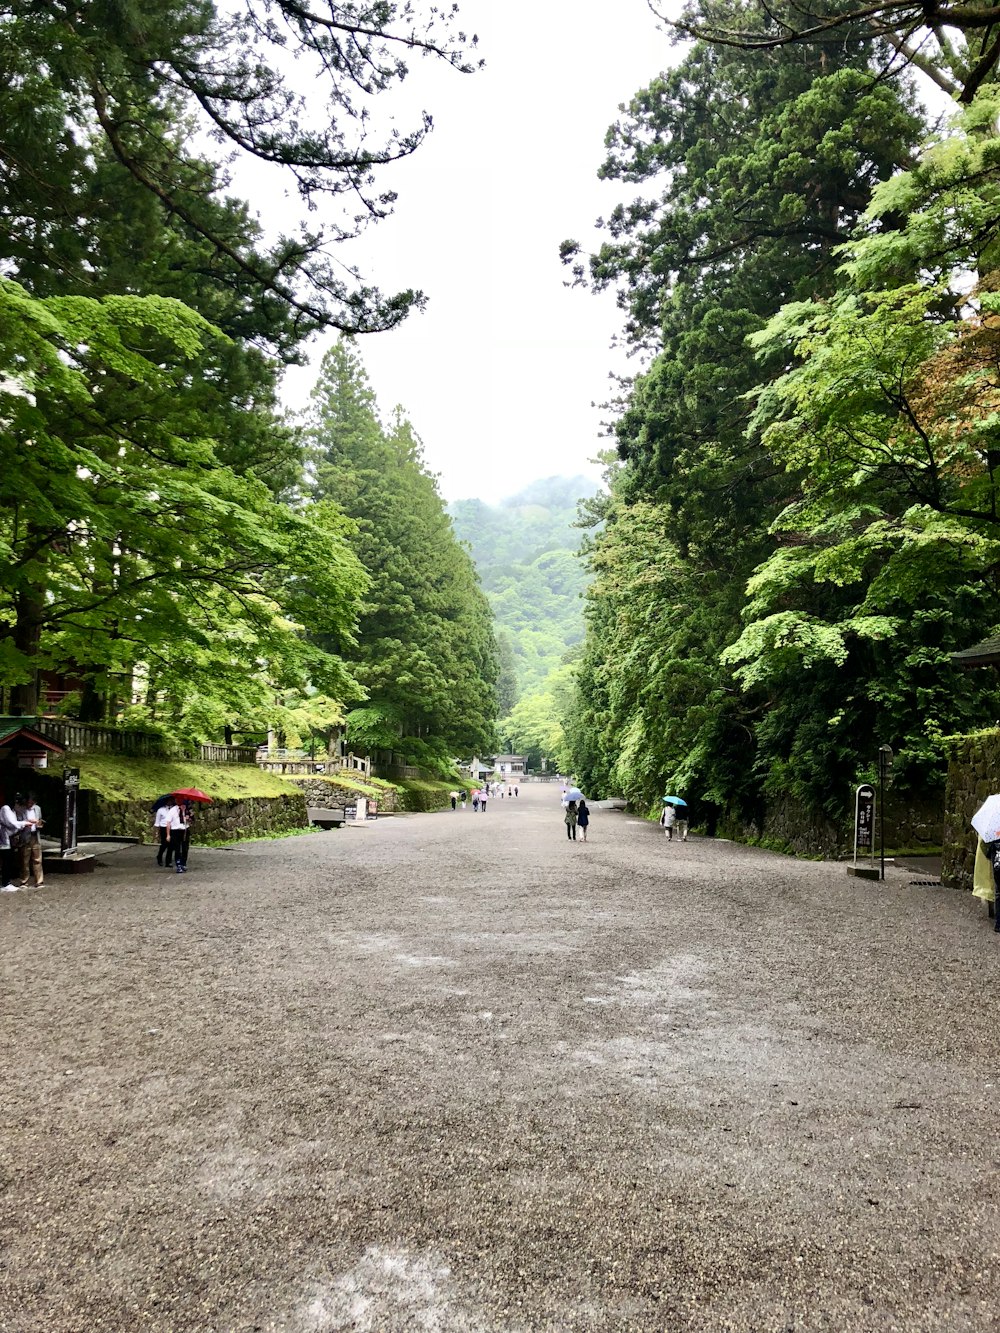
855,783 -> 875,860
62,767 -> 80,855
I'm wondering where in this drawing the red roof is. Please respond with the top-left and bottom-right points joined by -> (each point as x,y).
0,725 -> 66,753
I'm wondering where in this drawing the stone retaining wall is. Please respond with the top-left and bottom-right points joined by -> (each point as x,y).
722,790 -> 943,861
942,729 -> 1000,891
286,776 -> 400,812
396,784 -> 452,813
80,791 -> 309,843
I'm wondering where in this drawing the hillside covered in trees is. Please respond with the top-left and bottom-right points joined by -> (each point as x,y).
560,1 -> 1000,833
449,476 -> 598,768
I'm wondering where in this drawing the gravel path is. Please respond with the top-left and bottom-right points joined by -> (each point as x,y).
2,786 -> 998,1332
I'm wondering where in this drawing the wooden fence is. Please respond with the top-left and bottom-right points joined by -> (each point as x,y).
198,744 -> 258,764
26,721 -> 258,764
34,719 -> 166,757
376,762 -> 425,781
256,752 -> 372,778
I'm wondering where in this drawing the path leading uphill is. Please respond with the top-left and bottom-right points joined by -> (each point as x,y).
2,785 -> 998,1331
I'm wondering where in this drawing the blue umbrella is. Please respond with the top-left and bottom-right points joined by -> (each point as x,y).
662,795 -> 687,807
566,787 -> 584,801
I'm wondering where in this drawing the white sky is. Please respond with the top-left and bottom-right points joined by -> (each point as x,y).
277,0 -> 673,503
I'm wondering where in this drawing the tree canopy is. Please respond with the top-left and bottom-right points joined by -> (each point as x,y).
0,0 -> 493,762
0,0 -> 479,340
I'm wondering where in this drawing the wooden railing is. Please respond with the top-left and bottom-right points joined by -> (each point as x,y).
256,751 -> 372,778
376,762 -> 425,781
35,719 -> 166,757
198,744 -> 258,764
258,758 -> 330,775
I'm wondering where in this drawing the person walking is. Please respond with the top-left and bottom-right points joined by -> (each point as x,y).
15,792 -> 44,887
472,791 -> 479,812
659,804 -> 676,840
450,791 -> 458,811
0,795 -> 34,890
576,799 -> 590,843
564,799 -> 578,841
154,801 -> 173,866
514,785 -> 518,798
166,800 -> 190,873
480,788 -> 488,812
674,806 -> 689,841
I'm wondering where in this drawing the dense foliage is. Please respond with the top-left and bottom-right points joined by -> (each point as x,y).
449,476 -> 597,768
566,6 -> 1000,828
449,476 -> 597,694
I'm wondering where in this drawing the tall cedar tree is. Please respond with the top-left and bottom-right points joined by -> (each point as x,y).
308,339 -> 498,760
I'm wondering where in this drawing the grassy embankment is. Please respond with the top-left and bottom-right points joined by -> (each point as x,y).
69,754 -> 300,802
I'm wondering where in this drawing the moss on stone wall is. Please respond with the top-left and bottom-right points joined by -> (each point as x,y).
286,775 -> 401,812
942,728 -> 1000,891
395,779 -> 455,812
721,789 -> 943,862
82,792 -> 308,843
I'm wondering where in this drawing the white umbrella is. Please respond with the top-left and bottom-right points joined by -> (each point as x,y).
971,794 -> 1000,842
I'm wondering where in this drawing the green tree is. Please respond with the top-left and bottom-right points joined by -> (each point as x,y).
671,0 -> 1000,103
309,339 -> 498,760
724,91 -> 1000,800
496,632 -> 520,716
0,280 -> 367,721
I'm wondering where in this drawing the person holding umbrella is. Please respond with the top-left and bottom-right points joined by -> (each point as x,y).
659,803 -> 676,840
970,794 -> 1000,932
153,797 -> 174,867
661,796 -> 688,842
165,788 -> 212,874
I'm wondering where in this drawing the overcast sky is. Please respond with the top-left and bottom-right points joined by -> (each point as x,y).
277,0 -> 673,503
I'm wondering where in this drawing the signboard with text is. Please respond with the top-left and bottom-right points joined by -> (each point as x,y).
854,784 -> 875,865
62,767 -> 80,855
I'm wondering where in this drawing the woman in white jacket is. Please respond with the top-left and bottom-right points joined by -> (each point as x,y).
165,801 -> 190,874
0,795 -> 34,890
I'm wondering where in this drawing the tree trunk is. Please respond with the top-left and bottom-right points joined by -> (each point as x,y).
10,587 -> 43,715
78,678 -> 106,722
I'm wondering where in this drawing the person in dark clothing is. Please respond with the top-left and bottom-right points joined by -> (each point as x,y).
564,799 -> 578,841
576,799 -> 590,843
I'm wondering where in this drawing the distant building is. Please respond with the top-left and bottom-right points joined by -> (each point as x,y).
493,754 -> 526,778
468,755 -> 494,781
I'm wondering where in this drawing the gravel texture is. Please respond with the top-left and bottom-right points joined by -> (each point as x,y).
1,785 -> 998,1332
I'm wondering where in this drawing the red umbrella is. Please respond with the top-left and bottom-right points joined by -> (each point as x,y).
173,787 -> 212,803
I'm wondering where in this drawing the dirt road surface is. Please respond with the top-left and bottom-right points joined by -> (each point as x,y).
2,784 -> 998,1331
